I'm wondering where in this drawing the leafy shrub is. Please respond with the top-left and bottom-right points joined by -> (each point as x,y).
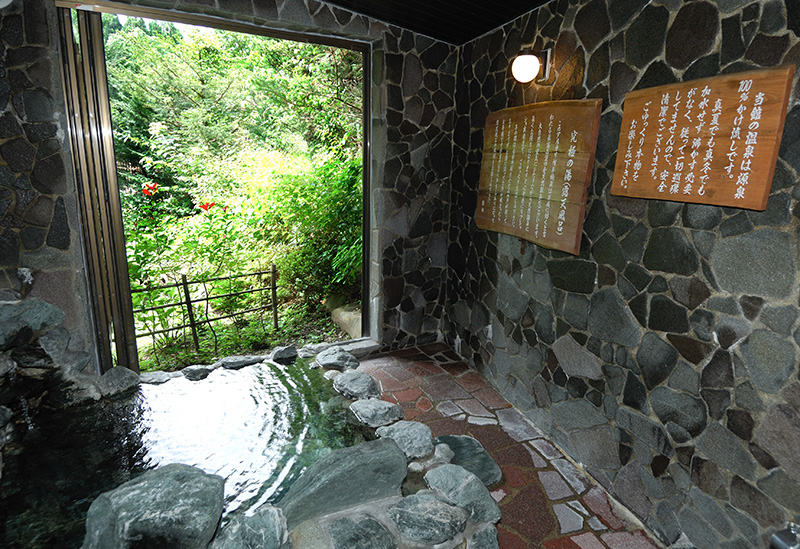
269,158 -> 363,304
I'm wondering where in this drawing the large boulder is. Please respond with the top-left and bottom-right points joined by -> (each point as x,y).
0,298 -> 65,347
215,355 -> 264,370
210,503 -> 289,549
424,464 -> 501,523
139,370 -> 174,385
433,435 -> 502,487
350,399 -> 404,428
376,421 -> 434,460
270,345 -> 297,365
82,463 -> 224,549
277,438 -> 407,529
327,515 -> 397,549
182,364 -> 215,381
95,366 -> 139,398
333,370 -> 380,399
387,493 -> 468,545
315,347 -> 359,370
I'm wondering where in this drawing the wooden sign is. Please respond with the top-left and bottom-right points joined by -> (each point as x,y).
477,99 -> 602,255
610,66 -> 794,210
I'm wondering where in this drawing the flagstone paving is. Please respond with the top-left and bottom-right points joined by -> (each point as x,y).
357,342 -> 663,549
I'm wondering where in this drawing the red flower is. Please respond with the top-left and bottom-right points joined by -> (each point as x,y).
142,182 -> 157,196
199,202 -> 215,211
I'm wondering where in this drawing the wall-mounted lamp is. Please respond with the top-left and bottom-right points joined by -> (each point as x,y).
511,47 -> 551,84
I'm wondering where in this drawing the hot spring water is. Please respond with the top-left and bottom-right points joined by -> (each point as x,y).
0,358 -> 361,547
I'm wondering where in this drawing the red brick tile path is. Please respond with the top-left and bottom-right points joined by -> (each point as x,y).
357,344 -> 663,548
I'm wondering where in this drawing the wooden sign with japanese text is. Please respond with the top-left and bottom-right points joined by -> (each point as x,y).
610,66 -> 794,210
477,99 -> 602,255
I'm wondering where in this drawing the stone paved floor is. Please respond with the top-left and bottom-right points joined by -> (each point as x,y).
357,342 -> 663,549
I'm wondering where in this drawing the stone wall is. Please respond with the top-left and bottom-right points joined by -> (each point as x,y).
446,0 -> 800,546
0,0 -> 95,362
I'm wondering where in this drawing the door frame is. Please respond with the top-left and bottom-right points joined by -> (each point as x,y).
56,1 -> 373,373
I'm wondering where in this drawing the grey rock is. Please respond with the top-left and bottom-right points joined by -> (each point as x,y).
683,204 -> 722,230
429,433 -> 501,486
516,268 -> 552,303
468,525 -> 499,549
387,493 -> 467,545
96,366 -> 139,398
497,270 -> 528,322
496,407 -> 542,441
37,326 -> 70,362
0,352 -> 15,376
139,371 -> 173,385
287,519 -> 328,549
553,503 -> 584,533
643,228 -> 698,275
216,355 -> 263,370
724,503 -> 761,546
637,332 -> 679,389
316,346 -> 359,370
665,422 -> 691,444
424,464 -> 501,523
82,464 -> 224,549
696,422 -> 756,480
334,370 -> 380,400
350,399 -> 404,428
588,288 -> 641,347
760,306 -> 798,336
650,387 -> 707,437
328,515 -> 396,549
678,507 -> 719,549
712,229 -> 796,298
563,293 -> 589,330
551,458 -> 589,494
729,475 -> 785,527
668,362 -> 700,395
270,345 -> 297,364
551,399 -> 607,431
689,486 -> 732,538
210,503 -> 288,549
755,404 -> 800,483
298,342 -> 332,358
734,381 -> 764,411
613,463 -> 651,521
757,469 -> 800,512
570,425 -> 620,469
739,329 -> 796,394
616,407 -> 673,457
714,315 -> 751,350
0,298 -> 65,347
182,364 -> 215,381
277,439 -> 406,529
551,335 -> 603,380
0,404 -> 12,426
376,420 -> 433,460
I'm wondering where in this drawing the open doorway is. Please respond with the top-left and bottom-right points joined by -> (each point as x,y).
58,6 -> 370,372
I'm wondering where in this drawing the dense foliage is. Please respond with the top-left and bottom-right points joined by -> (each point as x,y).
101,15 -> 363,368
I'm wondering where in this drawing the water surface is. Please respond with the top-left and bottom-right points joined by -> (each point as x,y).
0,358 -> 359,548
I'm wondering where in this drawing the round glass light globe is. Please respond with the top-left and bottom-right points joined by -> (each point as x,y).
511,53 -> 541,83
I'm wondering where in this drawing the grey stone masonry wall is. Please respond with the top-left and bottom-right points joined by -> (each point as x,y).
446,0 -> 800,546
0,0 -> 94,358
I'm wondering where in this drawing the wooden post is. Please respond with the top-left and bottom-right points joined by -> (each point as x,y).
181,274 -> 200,351
271,264 -> 279,330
